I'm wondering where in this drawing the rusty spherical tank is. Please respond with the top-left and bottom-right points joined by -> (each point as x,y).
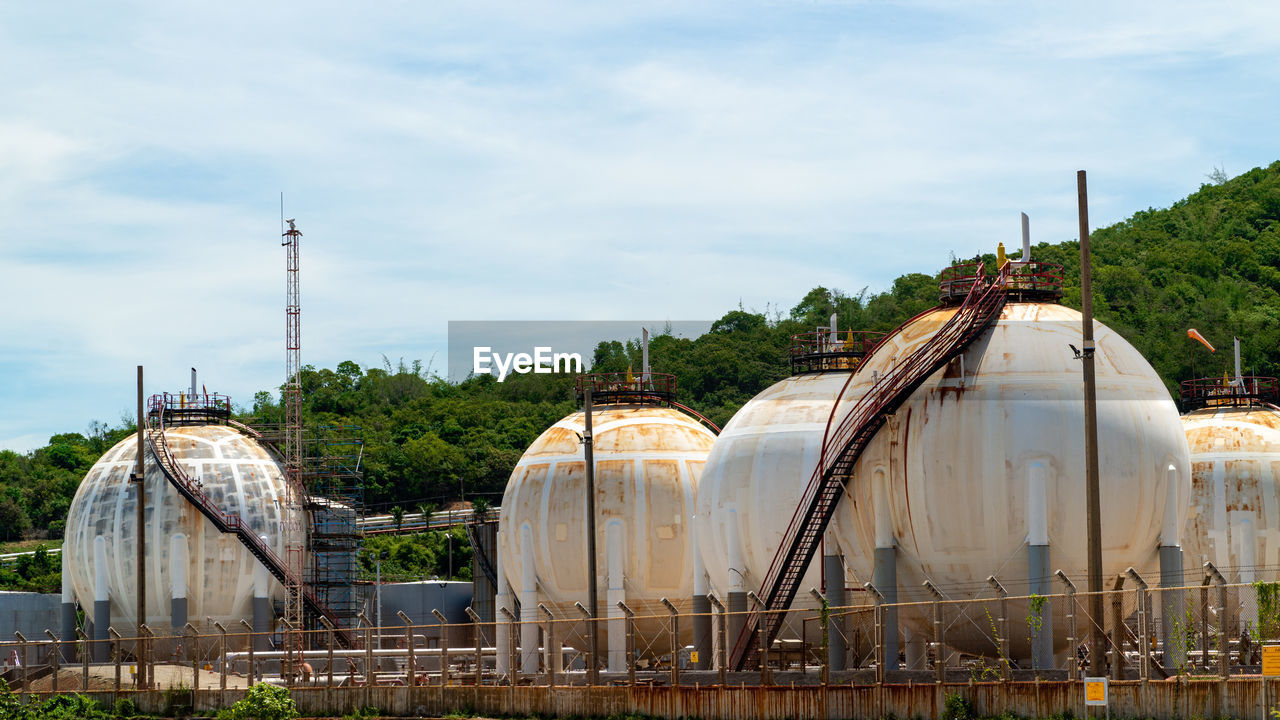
1181,403 -> 1280,581
498,404 -> 715,654
64,425 -> 298,635
830,302 -> 1190,656
695,371 -> 869,614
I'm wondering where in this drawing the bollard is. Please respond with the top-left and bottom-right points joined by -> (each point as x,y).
465,607 -> 483,687
661,598 -> 680,687
924,581 -> 946,684
397,611 -> 416,687
617,602 -> 636,686
432,609 -> 451,686
239,620 -> 256,683
864,582 -> 886,684
1125,568 -> 1149,681
987,576 -> 1010,681
706,594 -> 726,687
538,604 -> 556,687
499,607 -> 519,686
810,588 -> 830,686
1056,571 -> 1078,679
747,591 -> 771,685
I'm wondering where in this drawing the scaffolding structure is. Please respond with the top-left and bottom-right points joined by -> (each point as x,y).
251,423 -> 366,632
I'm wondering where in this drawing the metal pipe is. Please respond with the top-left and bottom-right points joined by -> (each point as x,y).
134,365 -> 146,690
810,588 -> 829,686
432,609 -> 450,685
661,597 -> 679,687
538,604 -> 556,686
397,611 -> 415,687
465,606 -> 483,687
1077,169 -> 1105,675
239,619 -> 255,683
617,601 -> 636,686
1205,562 -> 1228,678
44,629 -> 59,694
987,575 -> 1009,679
747,591 -> 770,685
499,606 -> 518,686
1126,568 -> 1149,681
213,621 -> 228,692
924,581 -> 945,684
864,582 -> 885,683
707,593 -> 726,687
1056,571 -> 1078,679
583,387 -> 600,686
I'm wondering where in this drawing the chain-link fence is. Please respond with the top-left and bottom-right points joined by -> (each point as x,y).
12,575 -> 1280,696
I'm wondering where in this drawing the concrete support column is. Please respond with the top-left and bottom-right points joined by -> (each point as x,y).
823,529 -> 847,671
92,536 -> 111,663
170,534 -> 189,660
691,516 -> 712,671
252,536 -> 271,652
1027,461 -> 1054,671
1159,464 -> 1186,670
726,508 -> 747,654
60,562 -> 77,664
872,469 -> 898,670
606,521 -> 627,672
518,524 -> 539,674
495,530 -> 512,675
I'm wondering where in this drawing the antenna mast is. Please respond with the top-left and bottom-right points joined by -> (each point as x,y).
282,217 -> 305,668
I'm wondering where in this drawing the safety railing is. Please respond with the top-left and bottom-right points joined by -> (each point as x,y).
574,372 -> 677,406
789,330 -> 886,375
1181,376 -> 1280,411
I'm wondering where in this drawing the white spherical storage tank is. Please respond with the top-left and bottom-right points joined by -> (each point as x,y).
64,424 -> 299,635
1180,385 -> 1280,583
696,330 -> 882,634
830,298 -> 1191,658
498,377 -> 716,664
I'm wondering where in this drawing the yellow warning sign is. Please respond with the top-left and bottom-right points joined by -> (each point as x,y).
1263,645 -> 1280,676
690,651 -> 699,664
1084,677 -> 1108,706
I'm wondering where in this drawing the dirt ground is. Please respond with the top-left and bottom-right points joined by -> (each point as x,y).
22,663 -> 254,692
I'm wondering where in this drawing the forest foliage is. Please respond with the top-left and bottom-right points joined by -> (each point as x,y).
2,162 -> 1279,587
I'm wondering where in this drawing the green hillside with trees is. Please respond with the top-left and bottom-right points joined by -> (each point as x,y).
3,161 -> 1279,589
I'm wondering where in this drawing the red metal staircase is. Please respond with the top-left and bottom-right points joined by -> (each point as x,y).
144,394 -> 355,647
729,264 -> 1012,670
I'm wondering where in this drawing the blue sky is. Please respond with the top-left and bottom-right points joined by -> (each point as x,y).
2,1 -> 1279,451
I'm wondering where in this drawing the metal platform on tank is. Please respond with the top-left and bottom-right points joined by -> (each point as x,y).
788,330 -> 885,375
574,371 -> 677,406
146,392 -> 232,425
1180,375 -> 1280,412
939,259 -> 1063,305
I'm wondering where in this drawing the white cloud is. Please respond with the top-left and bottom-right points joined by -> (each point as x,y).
1,1 -> 1279,449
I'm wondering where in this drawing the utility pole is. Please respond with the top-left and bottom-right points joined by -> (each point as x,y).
583,387 -> 600,685
133,365 -> 147,689
1078,170 -> 1105,673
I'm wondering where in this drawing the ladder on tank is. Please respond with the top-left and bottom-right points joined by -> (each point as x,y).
143,399 -> 355,648
728,263 -> 1012,671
